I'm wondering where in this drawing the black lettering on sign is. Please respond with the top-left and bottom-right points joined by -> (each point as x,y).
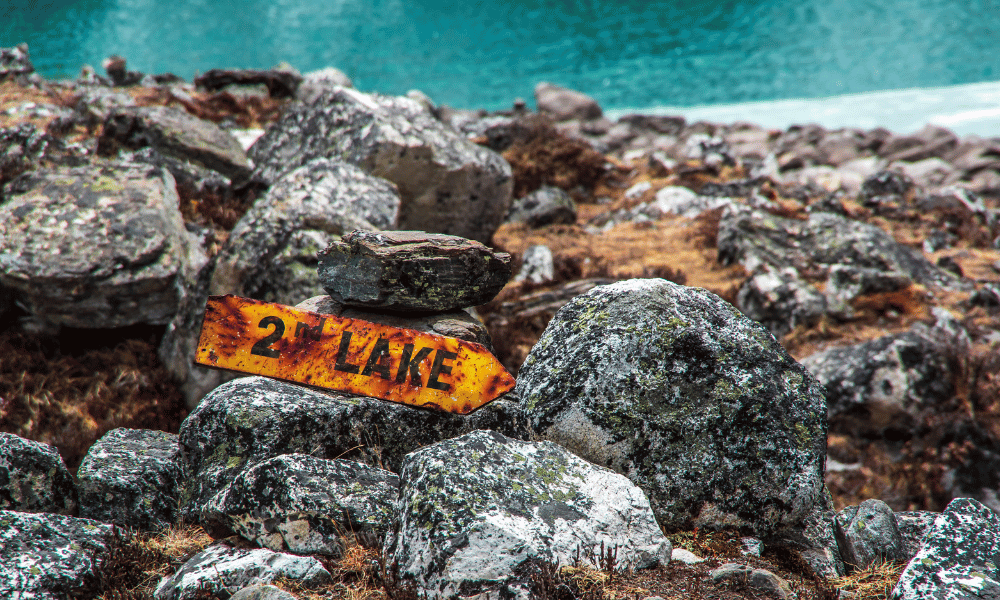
295,318 -> 326,341
334,331 -> 361,374
361,337 -> 393,380
427,349 -> 457,391
250,316 -> 285,358
395,344 -> 433,386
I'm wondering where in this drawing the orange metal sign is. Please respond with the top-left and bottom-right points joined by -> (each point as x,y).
194,295 -> 515,414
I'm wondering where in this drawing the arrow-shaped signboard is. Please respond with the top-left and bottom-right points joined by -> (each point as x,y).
194,295 -> 515,414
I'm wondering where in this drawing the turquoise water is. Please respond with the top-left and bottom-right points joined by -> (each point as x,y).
3,0 -> 1000,114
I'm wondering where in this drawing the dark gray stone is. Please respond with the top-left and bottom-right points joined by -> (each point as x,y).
0,163 -> 204,328
99,105 -> 252,182
0,510 -> 114,600
891,498 -> 1000,600
737,265 -> 829,337
318,230 -> 511,312
835,499 -> 905,571
194,68 -> 303,98
386,430 -> 670,599
153,543 -> 331,600
77,428 -> 183,531
210,158 -> 401,305
516,278 -> 827,537
0,433 -> 77,515
248,88 -> 513,243
825,265 -> 913,318
505,186 -> 577,227
0,123 -> 62,189
767,486 -> 845,578
0,44 -> 33,80
202,454 -> 398,555
895,510 -> 938,560
176,376 -> 526,523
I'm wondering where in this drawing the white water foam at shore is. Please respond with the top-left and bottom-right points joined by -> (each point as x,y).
607,80 -> 1000,138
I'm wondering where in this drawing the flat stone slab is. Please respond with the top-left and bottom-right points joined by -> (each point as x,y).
318,230 -> 511,312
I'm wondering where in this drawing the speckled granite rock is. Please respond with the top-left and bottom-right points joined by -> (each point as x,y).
210,158 -> 401,305
895,511 -> 938,559
0,163 -> 204,328
736,264 -> 829,337
76,428 -> 184,531
0,123 -> 62,188
0,433 -> 77,515
892,498 -> 1000,600
516,278 -> 827,537
201,454 -> 398,555
0,510 -> 114,600
768,486 -> 845,578
230,584 -> 299,600
153,543 -> 331,600
834,499 -> 905,571
505,186 -> 577,227
318,230 -> 511,312
99,105 -> 252,182
248,87 -> 512,243
177,376 -> 526,523
386,430 -> 670,599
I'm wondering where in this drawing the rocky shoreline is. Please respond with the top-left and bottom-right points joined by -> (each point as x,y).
2,45 -> 1000,599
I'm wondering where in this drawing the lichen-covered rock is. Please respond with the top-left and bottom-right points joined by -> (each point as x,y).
891,498 -> 1000,600
505,186 -> 577,227
386,430 -> 670,599
248,87 -> 512,243
210,158 -> 401,305
0,123 -> 62,188
0,433 -> 77,515
516,278 -> 827,537
800,326 -> 955,438
177,376 -> 526,523
768,486 -> 845,578
835,499 -> 905,571
0,510 -> 114,600
99,105 -> 252,182
736,265 -> 829,336
76,428 -> 183,531
534,82 -> 602,121
317,230 -> 511,312
895,510 -> 938,560
0,163 -> 204,328
202,454 -> 398,555
153,543 -> 332,600
295,295 -> 494,351
718,208 -> 969,291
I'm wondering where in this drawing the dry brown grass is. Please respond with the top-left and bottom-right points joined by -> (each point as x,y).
828,559 -> 906,600
94,525 -> 213,600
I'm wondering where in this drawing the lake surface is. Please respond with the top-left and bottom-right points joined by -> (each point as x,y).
4,0 -> 1000,134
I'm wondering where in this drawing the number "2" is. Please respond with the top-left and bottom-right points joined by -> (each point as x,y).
250,316 -> 285,358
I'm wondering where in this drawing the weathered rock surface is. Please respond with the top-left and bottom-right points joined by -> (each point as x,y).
318,230 -> 511,312
0,44 -> 33,80
229,584 -> 299,600
505,186 -> 577,227
892,498 -> 1000,600
201,454 -> 398,555
737,265 -> 829,336
768,487 -> 845,578
177,376 -> 525,523
210,158 -> 401,304
534,82 -> 603,122
710,563 -> 794,599
0,163 -> 204,328
0,433 -> 77,515
248,87 -> 513,243
515,244 -> 556,284
800,326 -> 955,437
77,428 -> 183,531
194,68 -> 303,98
895,510 -> 938,559
0,123 -> 64,188
386,430 -> 670,599
153,543 -> 332,600
0,510 -> 114,600
516,278 -> 828,536
835,499 -> 905,571
296,67 -> 354,104
99,105 -> 252,182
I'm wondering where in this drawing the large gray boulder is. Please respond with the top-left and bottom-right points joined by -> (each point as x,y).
248,87 -> 513,243
516,278 -> 827,537
386,430 -> 670,599
154,544 -> 331,600
0,510 -> 114,600
0,163 -> 204,328
77,428 -> 183,531
317,230 -> 511,312
892,498 -> 1000,600
210,158 -> 401,304
201,453 -> 398,555
0,433 -> 77,515
99,105 -> 252,182
177,376 -> 525,523
834,499 -> 905,571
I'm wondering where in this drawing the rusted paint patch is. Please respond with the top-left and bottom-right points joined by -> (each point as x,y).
194,295 -> 515,414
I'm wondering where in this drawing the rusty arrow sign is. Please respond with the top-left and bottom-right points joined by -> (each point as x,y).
194,295 -> 515,414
